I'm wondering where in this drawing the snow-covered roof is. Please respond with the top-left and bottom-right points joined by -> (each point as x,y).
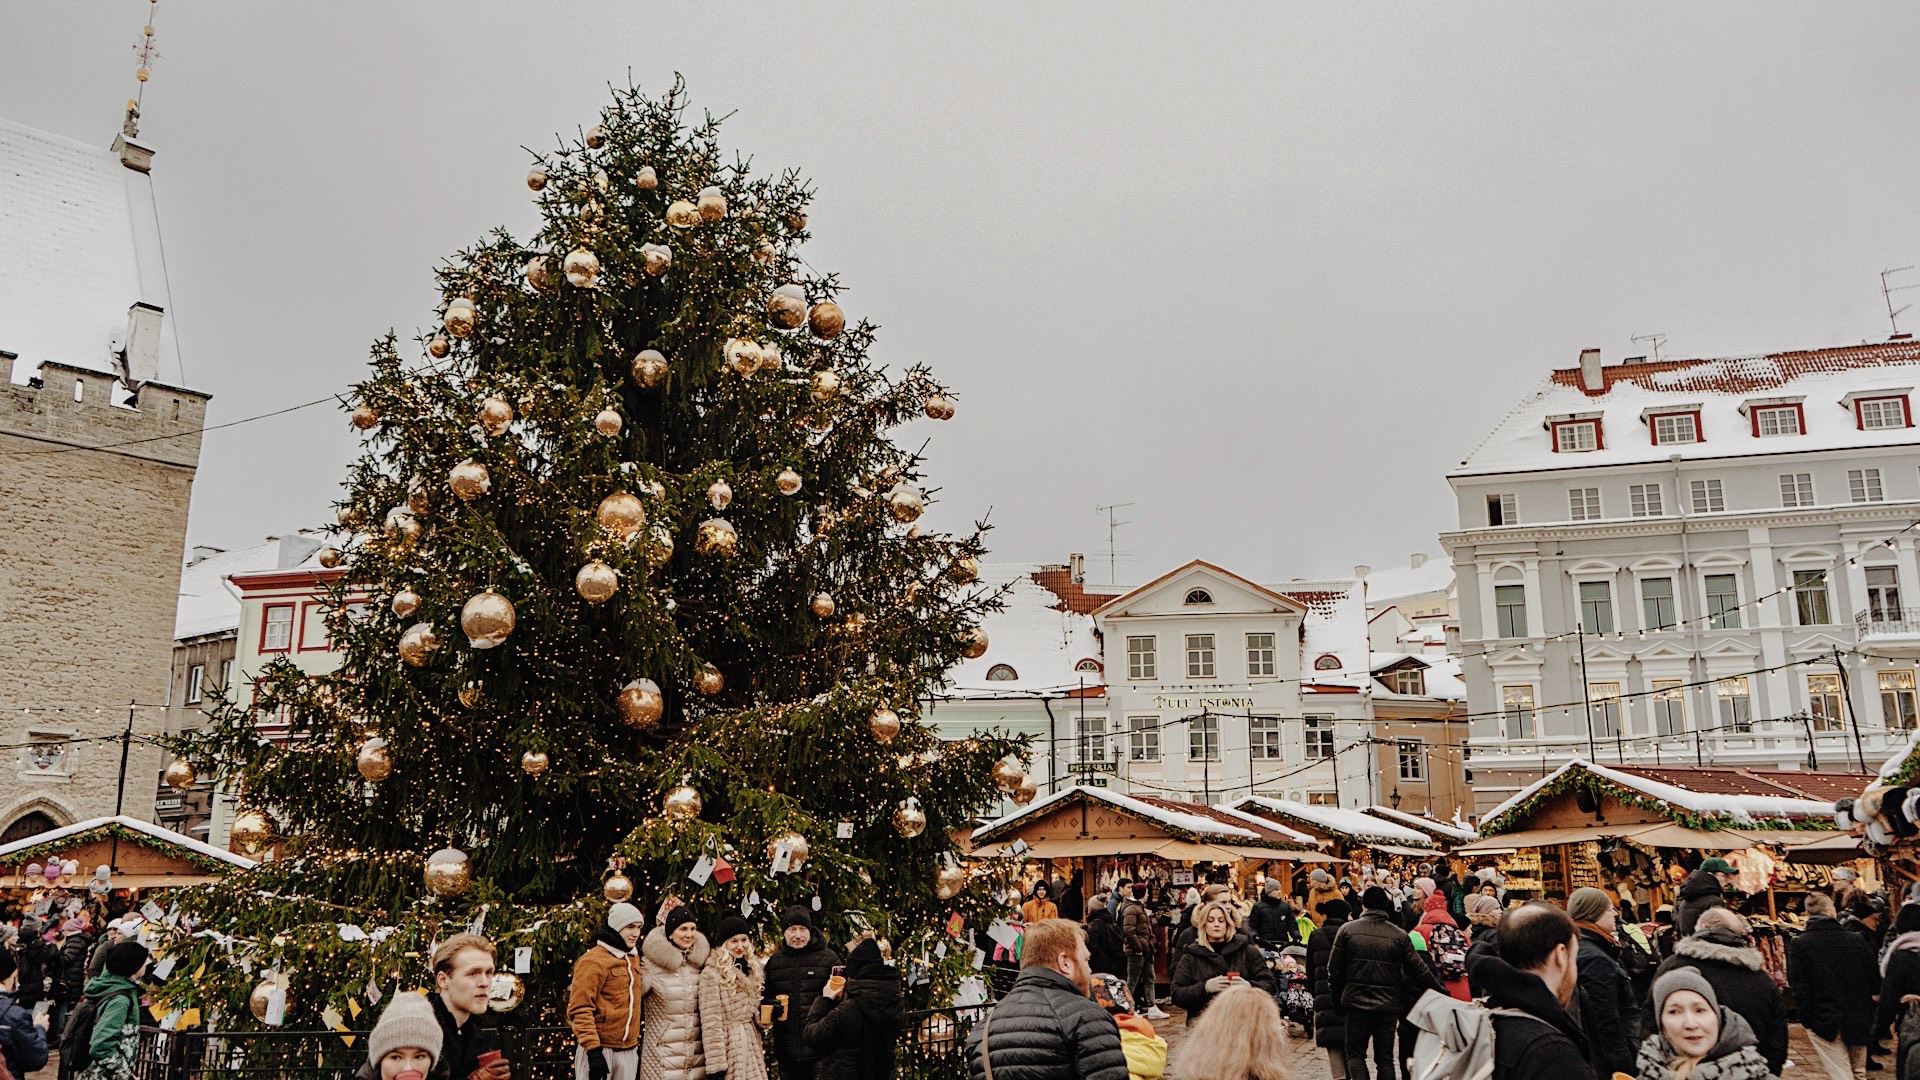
0,814 -> 256,869
972,784 -> 1261,843
1362,559 -> 1455,606
0,119 -> 184,387
1368,653 -> 1467,701
175,534 -> 329,639
1278,580 -> 1368,689
1233,795 -> 1437,848
1362,805 -> 1478,843
1480,758 -> 1838,833
942,564 -> 1101,698
1453,341 -> 1920,478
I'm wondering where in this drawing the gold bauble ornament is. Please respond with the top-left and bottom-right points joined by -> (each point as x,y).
692,665 -> 723,696
696,518 -> 739,556
631,349 -> 668,388
458,682 -> 484,709
521,749 -> 549,777
1012,773 -> 1039,805
768,830 -> 810,872
635,165 -> 659,191
317,547 -> 342,569
662,783 -> 703,822
391,588 -> 422,619
767,284 -> 808,330
423,847 -> 472,898
248,980 -> 277,1022
356,737 -> 393,782
526,166 -> 548,191
640,243 -> 672,277
870,706 -> 902,744
449,460 -> 492,500
962,626 -> 989,659
617,677 -> 665,728
461,589 -> 516,649
591,168 -> 610,193
925,394 -> 956,420
843,611 -> 870,636
408,478 -> 432,515
644,524 -> 675,568
488,973 -> 525,1013
666,200 -> 700,229
398,622 -> 440,666
776,468 -> 803,496
384,506 -> 422,544
351,403 -> 379,430
596,492 -> 647,541
563,248 -> 600,288
575,560 -> 619,605
478,396 -> 514,437
935,862 -> 967,900
810,592 -> 836,618
893,797 -> 928,839
991,760 -> 1025,792
584,124 -> 606,149
887,484 -> 925,524
952,556 -> 980,584
753,239 -> 778,265
594,408 -> 623,436
230,809 -> 273,854
163,759 -> 196,791
429,335 -> 451,359
786,210 -> 808,232
708,481 -> 732,511
525,256 -> 555,291
725,338 -> 759,377
808,302 -> 845,340
603,872 -> 635,903
810,370 -> 841,402
696,186 -> 728,221
643,478 -> 666,499
444,298 -> 476,339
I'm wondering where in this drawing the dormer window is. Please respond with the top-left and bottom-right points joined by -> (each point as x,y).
1751,404 -> 1804,437
1551,420 -> 1601,453
1856,396 -> 1912,431
1183,588 -> 1214,605
1648,410 -> 1701,446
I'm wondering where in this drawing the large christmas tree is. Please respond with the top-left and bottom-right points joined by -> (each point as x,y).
160,78 -> 1030,1027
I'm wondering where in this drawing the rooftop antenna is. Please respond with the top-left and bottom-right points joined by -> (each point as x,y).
1883,267 -> 1917,338
124,0 -> 160,137
1630,333 -> 1667,362
1094,502 -> 1134,585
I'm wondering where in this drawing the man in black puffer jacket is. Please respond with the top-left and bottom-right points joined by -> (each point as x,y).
1248,880 -> 1303,949
1308,899 -> 1351,1080
967,920 -> 1127,1080
1331,888 -> 1442,1080
1790,892 -> 1881,1080
1648,908 -> 1787,1075
766,907 -> 841,1080
804,938 -> 904,1080
1082,908 -> 1126,980
13,918 -> 57,1014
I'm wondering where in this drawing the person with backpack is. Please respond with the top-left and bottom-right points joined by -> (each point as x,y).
1083,907 -> 1127,979
1460,901 -> 1596,1080
0,949 -> 51,1080
1330,887 -> 1443,1080
51,918 -> 93,1041
68,939 -> 147,1080
14,918 -> 57,1020
1410,892 -> 1470,1001
1568,887 -> 1642,1079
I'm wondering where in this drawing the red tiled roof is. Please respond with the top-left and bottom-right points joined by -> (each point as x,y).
1742,769 -> 1876,804
1278,590 -> 1346,615
1610,765 -> 1870,804
1550,341 -> 1920,398
1030,566 -> 1123,615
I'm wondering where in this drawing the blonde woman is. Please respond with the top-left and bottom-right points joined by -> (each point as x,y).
1171,983 -> 1290,1080
1169,900 -> 1277,1023
1636,970 -> 1772,1080
699,916 -> 768,1080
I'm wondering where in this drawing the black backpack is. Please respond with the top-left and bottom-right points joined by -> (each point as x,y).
59,990 -> 138,1073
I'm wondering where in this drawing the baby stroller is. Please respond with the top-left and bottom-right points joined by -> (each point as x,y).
1274,945 -> 1314,1031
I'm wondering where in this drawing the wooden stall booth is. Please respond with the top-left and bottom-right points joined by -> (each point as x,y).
1228,795 -> 1443,870
1455,760 -> 1866,913
0,814 -> 258,922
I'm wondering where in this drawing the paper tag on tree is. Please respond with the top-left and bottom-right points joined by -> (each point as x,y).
971,948 -> 987,969
740,893 -> 753,915
513,947 -> 532,975
366,979 -> 382,1004
933,941 -> 947,959
811,895 -> 822,911
338,924 -> 367,943
907,963 -> 928,987
141,900 -> 165,922
836,822 -> 854,839
770,843 -> 794,875
689,856 -> 715,886
264,990 -> 287,1027
986,921 -> 1020,950
469,905 -> 489,935
151,957 -> 176,981
946,913 -> 965,938
954,977 -> 989,1006
712,857 -> 735,884
322,1006 -> 344,1030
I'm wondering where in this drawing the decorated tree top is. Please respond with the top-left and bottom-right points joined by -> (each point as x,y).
164,77 -> 1031,1024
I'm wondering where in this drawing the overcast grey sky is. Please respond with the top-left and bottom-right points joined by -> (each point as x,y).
5,3 -> 1917,584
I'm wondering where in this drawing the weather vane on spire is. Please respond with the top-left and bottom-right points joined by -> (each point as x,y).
125,0 -> 160,137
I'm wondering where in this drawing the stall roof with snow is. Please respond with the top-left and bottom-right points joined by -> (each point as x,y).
1229,796 -> 1439,856
1472,760 -> 1845,848
0,815 -> 256,889
969,785 -> 1337,863
1361,805 -> 1478,845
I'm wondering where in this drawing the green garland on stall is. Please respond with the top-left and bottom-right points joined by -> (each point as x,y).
1479,768 -> 1829,836
0,822 -> 237,875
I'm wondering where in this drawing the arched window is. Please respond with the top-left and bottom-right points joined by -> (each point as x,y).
986,664 -> 1018,682
1074,658 -> 1102,674
1314,654 -> 1342,671
1183,588 -> 1214,605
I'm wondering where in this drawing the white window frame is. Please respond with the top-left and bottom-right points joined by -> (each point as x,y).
1396,738 -> 1426,782
1717,677 -> 1753,731
1500,685 -> 1536,740
1653,413 -> 1699,445
1641,576 -> 1678,631
1704,572 -> 1742,629
1127,715 -> 1160,761
1808,673 -> 1843,732
1487,493 -> 1517,526
1883,671 -> 1919,730
1754,405 -> 1802,436
1126,635 -> 1157,680
1578,579 -> 1615,634
1556,420 -> 1599,452
1651,680 -> 1686,736
1188,714 -> 1220,762
1249,715 -> 1282,760
1494,584 -> 1528,639
1780,472 -> 1815,508
1689,478 -> 1726,514
1589,682 -> 1623,738
185,664 -> 205,704
1391,668 -> 1424,695
1629,483 -> 1663,518
1793,569 -> 1832,626
1245,633 -> 1276,678
1568,487 -> 1601,521
1303,716 -> 1334,760
1850,468 -> 1885,503
1076,713 -> 1109,763
1858,397 -> 1909,430
262,604 -> 295,652
1185,634 -> 1216,679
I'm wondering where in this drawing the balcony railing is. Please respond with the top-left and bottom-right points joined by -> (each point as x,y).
1857,607 -> 1920,638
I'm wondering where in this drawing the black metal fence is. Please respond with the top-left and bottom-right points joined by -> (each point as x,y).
133,1007 -> 988,1080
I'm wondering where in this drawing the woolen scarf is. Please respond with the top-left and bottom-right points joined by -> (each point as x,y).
1575,920 -> 1618,946
1633,1008 -> 1770,1080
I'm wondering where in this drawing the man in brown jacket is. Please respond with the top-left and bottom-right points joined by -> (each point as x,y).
570,903 -> 646,1080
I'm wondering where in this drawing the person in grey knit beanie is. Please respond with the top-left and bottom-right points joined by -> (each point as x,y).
365,992 -> 444,1080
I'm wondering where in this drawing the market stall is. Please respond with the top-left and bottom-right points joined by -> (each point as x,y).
1457,760 -> 1869,913
1229,795 -> 1442,869
0,814 -> 257,921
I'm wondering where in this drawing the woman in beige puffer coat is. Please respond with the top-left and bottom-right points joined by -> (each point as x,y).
641,911 -> 709,1080
699,916 -> 768,1080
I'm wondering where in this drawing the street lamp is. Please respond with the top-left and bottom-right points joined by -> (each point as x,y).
1389,787 -> 1402,810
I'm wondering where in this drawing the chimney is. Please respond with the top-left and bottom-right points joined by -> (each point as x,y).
112,132 -> 155,174
1410,553 -> 1427,569
116,302 -> 165,388
1579,348 -> 1604,392
1069,553 -> 1085,584
187,545 -> 225,566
